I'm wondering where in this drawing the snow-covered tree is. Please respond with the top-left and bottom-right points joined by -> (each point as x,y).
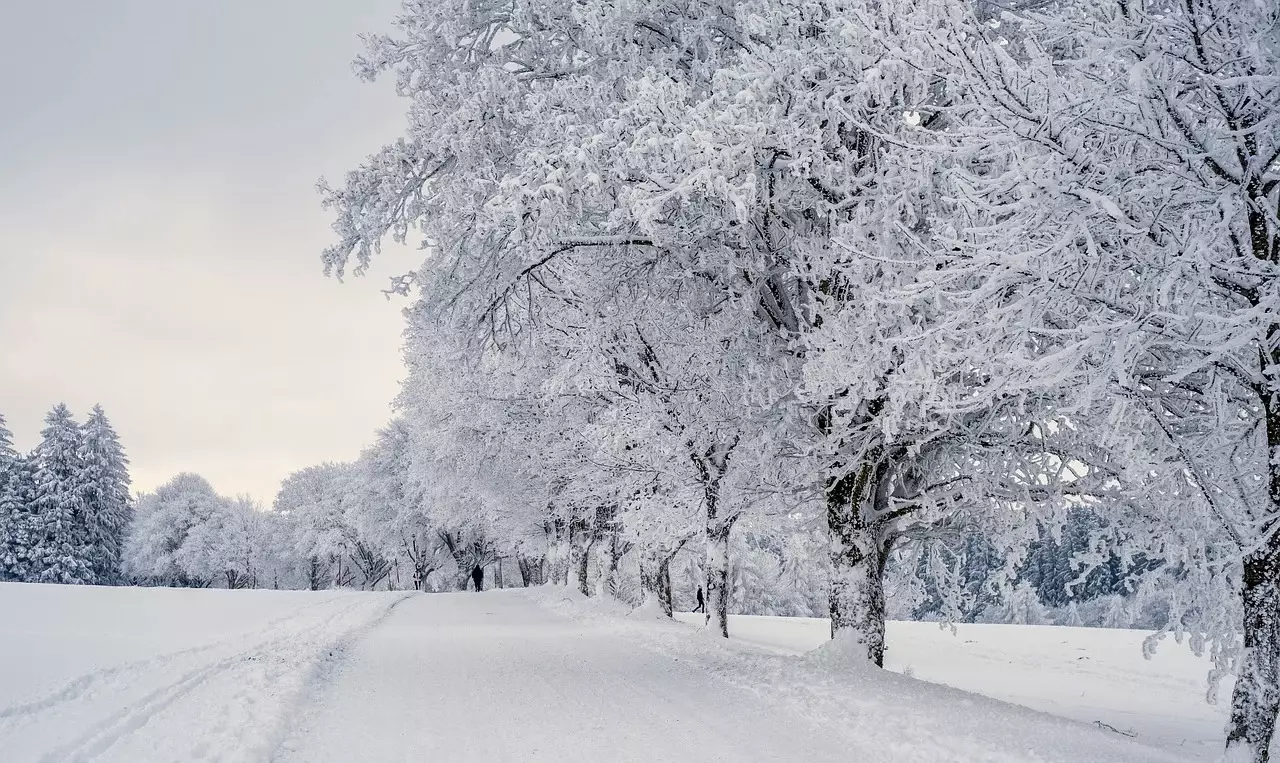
274,463 -> 389,590
1004,582 -> 1049,626
928,0 -> 1280,754
125,473 -> 225,587
178,495 -> 272,589
0,413 -> 35,582
311,15 -> 1280,755
79,405 -> 132,584
0,413 -> 15,487
317,0 -> 989,652
347,420 -> 440,591
29,404 -> 92,585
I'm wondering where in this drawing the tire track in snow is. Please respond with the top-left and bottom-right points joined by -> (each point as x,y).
267,593 -> 418,762
0,593 -> 351,725
7,592 -> 411,763
35,596 -> 375,763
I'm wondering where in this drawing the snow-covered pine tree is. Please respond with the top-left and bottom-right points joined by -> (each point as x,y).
0,413 -> 32,582
0,454 -> 36,582
0,413 -> 15,481
29,404 -> 93,584
79,405 -> 132,584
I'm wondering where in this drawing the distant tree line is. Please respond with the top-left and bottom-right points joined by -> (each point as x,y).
0,406 -> 132,585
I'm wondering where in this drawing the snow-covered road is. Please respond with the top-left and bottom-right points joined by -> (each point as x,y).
275,590 -> 850,763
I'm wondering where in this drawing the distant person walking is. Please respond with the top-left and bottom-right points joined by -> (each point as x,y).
694,587 -> 705,613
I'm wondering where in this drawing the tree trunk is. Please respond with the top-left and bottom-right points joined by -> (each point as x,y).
547,517 -> 570,585
692,439 -> 738,638
827,455 -> 893,666
639,548 -> 670,616
517,555 -> 535,587
607,532 -> 631,599
1226,346 -> 1280,762
639,545 -> 679,617
307,556 -> 322,590
658,553 -> 674,617
566,516 -> 594,596
705,521 -> 732,637
575,527 -> 593,597
333,556 -> 347,589
1226,545 -> 1280,761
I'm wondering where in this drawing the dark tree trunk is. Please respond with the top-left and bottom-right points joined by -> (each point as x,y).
1225,339 -> 1280,763
826,453 -> 893,667
576,533 -> 592,597
1227,548 -> 1280,762
705,520 -> 732,637
658,553 -> 674,616
516,553 -> 543,587
639,544 -> 679,617
567,517 -> 593,595
412,562 -> 432,591
308,556 -> 323,591
692,439 -> 737,638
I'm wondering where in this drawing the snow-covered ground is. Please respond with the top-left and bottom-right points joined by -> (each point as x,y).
673,612 -> 1230,760
675,614 -> 1223,757
0,583 -> 410,762
0,582 -> 1230,762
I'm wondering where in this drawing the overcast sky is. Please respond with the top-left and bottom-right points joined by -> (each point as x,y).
0,1 -> 417,504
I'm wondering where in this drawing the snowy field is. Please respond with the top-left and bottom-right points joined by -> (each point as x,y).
674,613 -> 1229,760
0,583 -> 410,762
0,582 -> 1232,762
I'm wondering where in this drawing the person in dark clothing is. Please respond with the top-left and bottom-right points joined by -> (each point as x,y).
471,565 -> 484,592
694,587 -> 705,613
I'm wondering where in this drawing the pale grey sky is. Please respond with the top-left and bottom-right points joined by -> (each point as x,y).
0,1 -> 416,503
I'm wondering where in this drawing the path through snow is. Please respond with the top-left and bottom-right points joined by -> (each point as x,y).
274,590 -> 850,762
277,589 -> 1191,763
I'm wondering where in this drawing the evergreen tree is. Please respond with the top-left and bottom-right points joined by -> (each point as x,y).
0,455 -> 36,582
79,405 -> 131,584
0,414 -> 27,581
29,404 -> 93,584
1018,509 -> 1144,608
0,413 -> 15,473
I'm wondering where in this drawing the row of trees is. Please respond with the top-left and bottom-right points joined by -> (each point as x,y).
122,465 -> 524,594
307,0 -> 1278,758
0,406 -> 132,585
125,459 -> 1156,630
